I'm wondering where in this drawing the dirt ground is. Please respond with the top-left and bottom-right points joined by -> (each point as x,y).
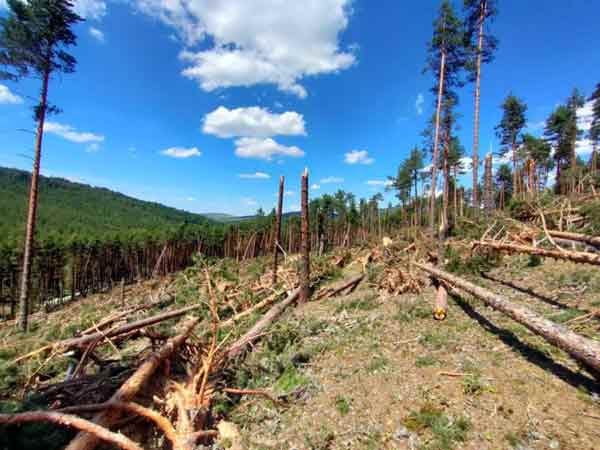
227,256 -> 600,450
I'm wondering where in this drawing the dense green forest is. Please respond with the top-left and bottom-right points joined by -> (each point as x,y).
0,166 -> 217,243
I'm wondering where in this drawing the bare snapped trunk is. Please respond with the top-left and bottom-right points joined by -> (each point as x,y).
472,2 -> 486,215
272,176 -> 284,285
19,66 -> 50,332
429,52 -> 446,233
300,169 -> 310,303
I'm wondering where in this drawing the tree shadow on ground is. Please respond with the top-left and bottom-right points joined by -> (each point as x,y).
451,294 -> 600,395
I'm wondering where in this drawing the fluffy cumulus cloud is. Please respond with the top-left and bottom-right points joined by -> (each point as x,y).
344,149 -> 374,165
134,0 -> 355,97
576,101 -> 594,155
203,106 -> 305,138
321,176 -> 344,184
160,147 -> 202,158
89,27 -> 105,42
415,93 -> 424,116
238,172 -> 270,179
234,137 -> 304,161
44,122 -> 104,144
0,84 -> 23,104
311,183 -> 321,190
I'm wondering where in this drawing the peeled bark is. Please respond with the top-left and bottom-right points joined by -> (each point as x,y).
475,240 -> 600,266
65,317 -> 199,450
272,176 -> 285,285
300,169 -> 310,303
415,263 -> 600,374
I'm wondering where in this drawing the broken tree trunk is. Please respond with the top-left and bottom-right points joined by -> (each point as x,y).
547,230 -> 600,249
475,240 -> 600,266
300,168 -> 311,303
315,274 -> 364,301
64,317 -> 200,450
12,301 -> 200,364
227,288 -> 301,359
272,176 -> 285,285
414,263 -> 600,374
433,285 -> 448,321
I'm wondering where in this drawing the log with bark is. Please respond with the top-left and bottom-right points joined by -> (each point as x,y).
547,230 -> 600,249
12,301 -> 201,364
414,262 -> 600,374
227,287 -> 301,359
314,274 -> 364,301
474,240 -> 600,266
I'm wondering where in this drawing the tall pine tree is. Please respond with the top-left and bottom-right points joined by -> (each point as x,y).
0,0 -> 82,331
463,0 -> 498,214
495,94 -> 527,198
424,0 -> 465,232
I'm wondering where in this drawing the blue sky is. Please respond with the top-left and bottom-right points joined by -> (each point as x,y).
1,0 -> 599,215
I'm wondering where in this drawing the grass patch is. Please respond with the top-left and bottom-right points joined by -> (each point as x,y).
547,308 -> 584,323
274,365 -> 310,394
394,301 -> 431,323
334,395 -> 351,415
336,293 -> 379,313
415,355 -> 440,368
366,355 -> 389,373
420,331 -> 452,350
404,404 -> 471,450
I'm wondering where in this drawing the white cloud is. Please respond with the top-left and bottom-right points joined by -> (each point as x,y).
415,93 -> 424,116
366,180 -> 393,187
239,172 -> 271,179
311,183 -> 321,190
73,0 -> 106,19
344,149 -> 374,165
135,0 -> 355,97
203,106 -> 305,138
526,120 -> 545,131
577,101 -> 593,132
284,190 -> 295,197
44,122 -> 104,144
160,146 -> 202,158
234,137 -> 304,161
321,176 -> 344,184
0,84 -> 23,104
89,27 -> 105,42
459,156 -> 473,171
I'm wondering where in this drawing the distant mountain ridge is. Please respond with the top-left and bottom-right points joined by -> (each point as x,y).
0,166 -> 215,242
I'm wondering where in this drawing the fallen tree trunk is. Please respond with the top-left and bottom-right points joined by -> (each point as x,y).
547,230 -> 600,249
0,411 -> 144,450
12,302 -> 201,364
315,274 -> 364,301
64,317 -> 200,450
227,288 -> 301,359
414,263 -> 600,374
475,240 -> 600,266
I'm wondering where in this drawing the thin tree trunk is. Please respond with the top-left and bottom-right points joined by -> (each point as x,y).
484,152 -> 494,212
272,176 -> 284,285
472,0 -> 486,216
512,137 -> 518,198
476,240 -> 600,266
300,169 -> 310,303
429,52 -> 446,233
18,66 -> 51,332
442,137 -> 450,232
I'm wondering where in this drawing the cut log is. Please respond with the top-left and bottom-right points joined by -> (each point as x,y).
64,317 -> 199,450
227,288 -> 301,359
414,263 -> 600,374
12,302 -> 201,364
475,240 -> 600,266
547,230 -> 600,249
433,285 -> 448,321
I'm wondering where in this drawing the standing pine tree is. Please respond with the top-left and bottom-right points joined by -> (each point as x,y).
590,83 -> 600,174
424,0 -> 465,233
495,94 -> 527,198
463,0 -> 498,214
0,0 -> 82,331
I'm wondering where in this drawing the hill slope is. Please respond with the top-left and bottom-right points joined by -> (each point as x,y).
0,166 -> 214,243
